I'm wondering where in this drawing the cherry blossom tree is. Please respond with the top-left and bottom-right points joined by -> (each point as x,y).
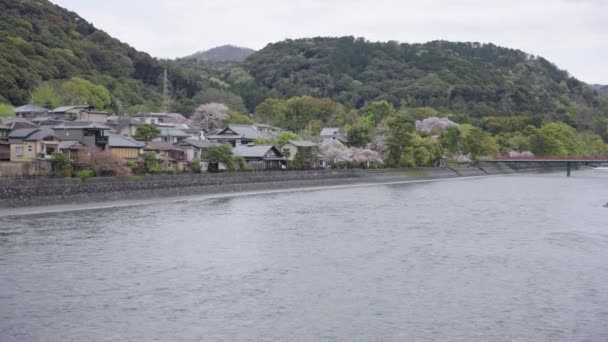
415,117 -> 459,135
191,103 -> 229,132
320,140 -> 383,167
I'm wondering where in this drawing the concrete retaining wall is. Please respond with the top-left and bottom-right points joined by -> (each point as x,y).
0,163 -> 569,208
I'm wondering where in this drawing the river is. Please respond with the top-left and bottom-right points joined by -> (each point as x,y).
1,171 -> 607,341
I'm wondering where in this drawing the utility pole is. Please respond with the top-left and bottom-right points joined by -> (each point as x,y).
162,69 -> 169,113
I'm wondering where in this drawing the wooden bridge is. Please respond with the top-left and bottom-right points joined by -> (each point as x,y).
488,156 -> 608,176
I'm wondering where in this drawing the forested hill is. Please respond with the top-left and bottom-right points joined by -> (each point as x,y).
0,0 -> 220,114
245,37 -> 602,120
1,0 -> 606,128
184,45 -> 255,62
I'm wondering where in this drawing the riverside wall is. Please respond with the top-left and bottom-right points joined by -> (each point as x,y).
0,162 -> 569,209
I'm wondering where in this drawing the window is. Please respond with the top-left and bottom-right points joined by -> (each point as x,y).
15,146 -> 23,156
28,145 -> 33,152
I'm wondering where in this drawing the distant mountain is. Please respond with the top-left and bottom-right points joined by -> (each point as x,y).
593,84 -> 608,94
185,45 -> 256,63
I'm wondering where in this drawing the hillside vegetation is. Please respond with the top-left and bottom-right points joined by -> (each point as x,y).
246,37 -> 604,122
0,0 -> 228,114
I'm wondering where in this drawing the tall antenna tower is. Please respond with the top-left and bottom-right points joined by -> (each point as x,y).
162,69 -> 170,113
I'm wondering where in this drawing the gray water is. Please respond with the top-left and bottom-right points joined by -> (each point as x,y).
1,172 -> 608,342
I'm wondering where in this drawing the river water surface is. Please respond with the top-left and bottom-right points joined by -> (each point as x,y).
1,171 -> 608,341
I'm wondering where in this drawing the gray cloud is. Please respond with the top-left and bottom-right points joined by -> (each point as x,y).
51,0 -> 607,83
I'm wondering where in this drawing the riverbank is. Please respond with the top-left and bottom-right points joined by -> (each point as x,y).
0,162 -> 568,209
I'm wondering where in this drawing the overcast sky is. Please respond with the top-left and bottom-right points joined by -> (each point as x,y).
51,0 -> 607,84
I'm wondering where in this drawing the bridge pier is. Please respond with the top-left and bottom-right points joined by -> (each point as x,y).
567,162 -> 571,177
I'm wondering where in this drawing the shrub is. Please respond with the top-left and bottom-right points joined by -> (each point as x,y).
190,160 -> 202,173
50,152 -> 73,177
76,169 -> 95,182
233,156 -> 252,171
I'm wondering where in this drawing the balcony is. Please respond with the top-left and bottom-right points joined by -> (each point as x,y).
95,135 -> 109,146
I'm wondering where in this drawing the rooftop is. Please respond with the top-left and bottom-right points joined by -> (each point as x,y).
14,104 -> 49,113
58,141 -> 85,150
227,124 -> 262,140
144,141 -> 185,151
0,117 -> 39,130
284,140 -> 318,147
179,139 -> 219,149
9,127 -> 57,141
233,144 -> 282,158
53,121 -> 111,130
159,128 -> 190,137
52,105 -> 93,113
106,132 -> 145,148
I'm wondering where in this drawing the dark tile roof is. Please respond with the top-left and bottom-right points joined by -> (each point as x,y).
106,132 -> 145,148
9,127 -> 57,141
144,141 -> 185,151
51,105 -> 93,113
14,104 -> 49,113
58,141 -> 85,150
53,121 -> 111,130
8,128 -> 38,139
284,140 -> 318,147
179,139 -> 220,149
232,144 -> 284,159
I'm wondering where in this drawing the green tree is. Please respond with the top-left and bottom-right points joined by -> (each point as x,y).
50,152 -> 73,177
61,78 -> 111,109
254,98 -> 288,126
459,124 -> 498,159
0,103 -> 15,118
359,100 -> 396,126
254,137 -> 273,145
289,151 -> 308,169
348,122 -> 375,147
385,113 -> 415,167
226,109 -> 253,124
526,122 -> 585,156
440,126 -> 461,156
142,151 -> 161,174
310,119 -> 323,136
133,123 -> 160,142
232,156 -> 252,171
405,133 -> 443,166
31,84 -> 63,108
274,131 -> 301,147
205,144 -> 236,171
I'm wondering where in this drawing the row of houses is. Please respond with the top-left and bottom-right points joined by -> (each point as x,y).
1,105 -> 336,174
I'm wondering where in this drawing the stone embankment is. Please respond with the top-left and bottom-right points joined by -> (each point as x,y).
0,162 -> 567,208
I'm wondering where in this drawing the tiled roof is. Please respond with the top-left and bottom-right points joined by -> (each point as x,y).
51,105 -> 92,113
233,144 -> 283,158
144,141 -> 185,151
179,139 -> 219,149
14,104 -> 49,113
8,128 -> 38,139
53,121 -> 111,130
58,141 -> 84,150
106,132 -> 145,148
9,127 -> 56,141
26,127 -> 57,141
159,128 -> 190,137
285,140 -> 317,147
227,124 -> 262,140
